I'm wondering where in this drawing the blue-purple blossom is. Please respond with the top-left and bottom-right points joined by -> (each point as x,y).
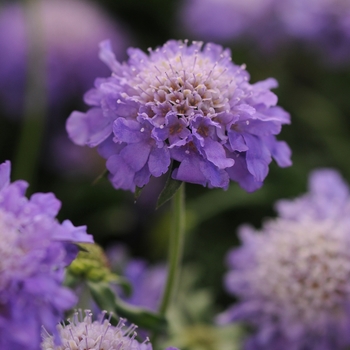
178,0 -> 289,53
280,0 -> 350,63
0,0 -> 130,116
67,40 -> 291,192
218,169 -> 350,350
121,259 -> 166,311
107,245 -> 166,312
41,309 -> 179,350
279,0 -> 350,64
0,160 -> 93,350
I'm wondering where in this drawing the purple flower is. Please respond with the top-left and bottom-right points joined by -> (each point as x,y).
122,260 -> 166,311
67,40 -> 291,192
0,161 -> 93,350
178,0 -> 289,53
218,169 -> 350,350
279,0 -> 350,64
106,245 -> 166,312
41,309 -> 179,350
0,0 -> 130,116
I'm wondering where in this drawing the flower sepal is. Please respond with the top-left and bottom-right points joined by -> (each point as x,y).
156,162 -> 183,209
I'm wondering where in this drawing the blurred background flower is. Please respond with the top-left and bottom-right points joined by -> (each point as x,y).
0,0 -> 132,179
279,0 -> 350,65
0,0 -> 130,117
178,0 -> 350,64
177,0 -> 287,53
218,169 -> 350,349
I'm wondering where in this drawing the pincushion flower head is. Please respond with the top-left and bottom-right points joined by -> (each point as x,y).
41,309 -> 179,350
217,169 -> 350,350
67,39 -> 291,192
0,161 -> 93,350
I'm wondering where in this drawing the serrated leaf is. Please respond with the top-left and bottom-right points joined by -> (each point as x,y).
87,281 -> 167,332
157,170 -> 183,209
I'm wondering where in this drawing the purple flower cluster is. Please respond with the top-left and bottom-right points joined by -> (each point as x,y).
0,0 -> 130,116
218,169 -> 350,350
0,161 -> 93,350
67,40 -> 291,192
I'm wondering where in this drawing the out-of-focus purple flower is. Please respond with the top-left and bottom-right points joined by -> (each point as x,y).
0,160 -> 93,350
279,0 -> 350,64
0,0 -> 130,116
41,309 -> 179,350
49,131 -> 106,178
67,39 -> 291,192
121,259 -> 166,311
107,245 -> 166,312
178,0 -> 289,52
217,169 -> 350,350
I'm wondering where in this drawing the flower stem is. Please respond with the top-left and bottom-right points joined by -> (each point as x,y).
13,0 -> 46,188
153,183 -> 185,344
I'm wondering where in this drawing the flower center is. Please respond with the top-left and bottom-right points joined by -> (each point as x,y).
127,42 -> 242,120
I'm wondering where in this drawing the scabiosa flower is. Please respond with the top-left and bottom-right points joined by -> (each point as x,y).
217,169 -> 350,350
41,309 -> 179,350
178,0 -> 290,53
0,0 -> 130,116
122,260 -> 166,311
67,39 -> 291,192
0,160 -> 93,350
179,0 -> 272,41
279,0 -> 350,65
107,245 -> 166,312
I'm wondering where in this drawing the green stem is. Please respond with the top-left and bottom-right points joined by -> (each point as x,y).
13,0 -> 46,188
153,184 -> 185,344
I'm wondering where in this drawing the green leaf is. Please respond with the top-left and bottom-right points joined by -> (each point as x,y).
88,281 -> 117,314
109,275 -> 133,297
87,281 -> 167,332
157,167 -> 183,209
